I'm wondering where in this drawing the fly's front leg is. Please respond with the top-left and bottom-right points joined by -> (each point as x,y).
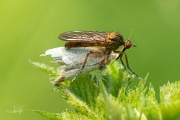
109,51 -> 126,69
111,51 -> 143,80
118,51 -> 126,70
120,52 -> 143,80
71,51 -> 102,84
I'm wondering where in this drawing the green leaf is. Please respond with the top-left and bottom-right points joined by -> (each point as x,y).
160,80 -> 180,120
32,110 -> 61,120
31,60 -> 180,120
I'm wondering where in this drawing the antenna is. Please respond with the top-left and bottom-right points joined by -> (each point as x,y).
128,29 -> 137,47
128,29 -> 134,40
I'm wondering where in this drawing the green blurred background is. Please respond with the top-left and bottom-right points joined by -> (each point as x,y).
1,0 -> 180,119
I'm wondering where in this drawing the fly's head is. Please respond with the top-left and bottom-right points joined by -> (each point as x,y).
124,40 -> 136,49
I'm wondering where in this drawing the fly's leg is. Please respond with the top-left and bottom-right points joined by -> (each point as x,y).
98,55 -> 110,84
112,51 -> 143,80
108,51 -> 126,70
71,51 -> 102,84
52,76 -> 65,85
71,53 -> 90,84
52,68 -> 67,85
118,53 -> 126,70
120,52 -> 143,80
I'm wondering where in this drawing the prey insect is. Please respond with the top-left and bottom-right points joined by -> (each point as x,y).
59,31 -> 142,83
41,47 -> 118,84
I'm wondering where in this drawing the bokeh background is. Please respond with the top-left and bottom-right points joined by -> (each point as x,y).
1,0 -> 180,119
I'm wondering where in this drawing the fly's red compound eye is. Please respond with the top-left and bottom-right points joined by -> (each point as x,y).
125,40 -> 133,49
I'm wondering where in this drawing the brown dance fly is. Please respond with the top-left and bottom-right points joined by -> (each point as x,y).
58,31 -> 142,82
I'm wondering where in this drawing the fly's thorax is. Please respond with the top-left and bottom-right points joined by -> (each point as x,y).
106,32 -> 125,50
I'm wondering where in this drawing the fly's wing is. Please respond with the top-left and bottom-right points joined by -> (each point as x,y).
59,31 -> 109,42
40,47 -> 105,67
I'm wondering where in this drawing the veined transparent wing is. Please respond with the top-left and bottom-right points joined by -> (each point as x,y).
58,31 -> 109,42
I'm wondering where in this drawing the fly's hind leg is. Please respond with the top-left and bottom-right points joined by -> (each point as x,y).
52,76 -> 65,85
71,51 -> 102,84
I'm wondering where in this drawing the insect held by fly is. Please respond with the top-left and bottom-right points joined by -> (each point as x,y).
41,47 -> 118,84
59,31 -> 143,82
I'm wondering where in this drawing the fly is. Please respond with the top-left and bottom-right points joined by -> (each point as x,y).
58,31 -> 142,82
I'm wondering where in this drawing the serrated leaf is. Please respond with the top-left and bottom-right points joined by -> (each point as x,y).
32,110 -> 61,120
31,60 -> 180,120
160,80 -> 180,120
